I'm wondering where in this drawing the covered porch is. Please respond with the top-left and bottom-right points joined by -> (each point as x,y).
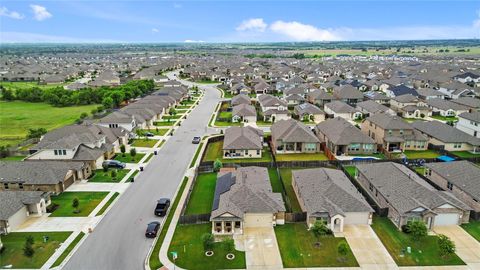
212,218 -> 243,235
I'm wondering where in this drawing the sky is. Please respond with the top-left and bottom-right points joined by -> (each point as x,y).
1,1 -> 480,43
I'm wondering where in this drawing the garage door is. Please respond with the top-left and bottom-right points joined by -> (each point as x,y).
435,213 -> 459,226
344,212 -> 370,225
244,213 -> 272,228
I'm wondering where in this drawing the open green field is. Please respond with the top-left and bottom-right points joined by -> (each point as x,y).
49,192 -> 109,217
168,223 -> 246,270
298,46 -> 480,56
185,173 -> 216,215
371,216 -> 465,266
461,221 -> 480,242
0,231 -> 72,269
0,81 -> 65,91
0,101 -> 98,147
275,223 -> 358,267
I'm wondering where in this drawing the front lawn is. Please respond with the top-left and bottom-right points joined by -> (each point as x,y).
450,151 -> 480,158
461,221 -> 480,242
371,216 -> 465,266
184,173 -> 216,215
275,152 -> 329,161
275,223 -> 358,268
213,120 -> 241,127
162,115 -> 182,120
168,223 -> 246,270
154,121 -> 175,126
218,111 -> 232,118
114,153 -> 146,163
278,168 -> 303,212
0,231 -> 72,269
49,192 -> 109,217
140,129 -> 169,136
202,141 -> 273,163
131,139 -> 159,148
50,232 -> 85,268
176,105 -> 192,109
88,169 -> 130,183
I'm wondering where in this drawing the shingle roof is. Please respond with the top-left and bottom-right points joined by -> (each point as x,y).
272,119 -> 320,143
294,103 -> 324,116
412,121 -> 480,145
223,126 -> 263,150
316,117 -> 374,145
356,100 -> 392,114
0,161 -> 85,184
0,191 -> 49,220
366,113 -> 412,130
232,104 -> 256,117
458,111 -> 480,123
325,100 -> 358,114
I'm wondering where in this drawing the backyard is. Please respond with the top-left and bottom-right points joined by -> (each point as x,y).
0,231 -> 72,269
450,151 -> 480,158
278,168 -> 303,212
275,152 -> 329,161
167,223 -> 246,270
371,216 -> 465,266
49,192 -> 109,217
88,169 -> 130,183
393,150 -> 442,159
114,153 -> 146,163
275,223 -> 358,267
0,100 -> 98,147
461,221 -> 480,242
184,173 -> 217,215
202,141 -> 273,163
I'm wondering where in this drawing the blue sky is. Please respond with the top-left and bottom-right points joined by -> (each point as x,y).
1,1 -> 479,43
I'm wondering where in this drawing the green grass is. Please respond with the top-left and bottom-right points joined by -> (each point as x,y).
218,111 -> 232,118
184,173 -> 216,215
371,216 -> 465,266
349,153 -> 386,159
461,221 -> 480,242
140,129 -> 169,136
162,115 -> 182,120
0,231 -> 72,269
131,139 -> 159,148
202,141 -> 273,163
195,79 -> 219,84
0,101 -> 98,147
213,120 -> 241,127
127,170 -> 139,182
144,153 -> 154,163
154,121 -> 175,126
414,166 -> 426,175
343,166 -> 357,178
168,223 -> 246,270
189,142 -> 204,168
275,152 -> 329,161
176,105 -> 192,109
96,192 -> 120,216
149,177 -> 188,269
50,232 -> 85,268
450,151 -> 480,158
275,223 -> 358,267
49,192 -> 109,217
268,168 -> 283,193
279,168 -> 303,212
394,150 -> 442,159
0,155 -> 26,161
114,153 -> 146,163
0,81 -> 65,91
88,169 -> 130,183
431,115 -> 459,122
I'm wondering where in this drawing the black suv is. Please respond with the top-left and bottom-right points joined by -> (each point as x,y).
154,198 -> 171,216
102,160 -> 126,169
145,221 -> 160,238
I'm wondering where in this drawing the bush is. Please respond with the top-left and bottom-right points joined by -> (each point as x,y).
213,159 -> 223,172
223,238 -> 235,253
46,203 -> 59,213
120,144 -> 126,157
202,233 -> 214,251
438,234 -> 456,258
26,128 -> 47,139
401,224 -> 411,234
311,220 -> 331,241
406,220 -> 427,241
111,169 -> 118,179
337,241 -> 349,256
102,163 -> 109,172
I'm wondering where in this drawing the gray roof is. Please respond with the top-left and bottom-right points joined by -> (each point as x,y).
356,100 -> 391,114
325,100 -> 358,114
293,168 -> 373,217
232,104 -> 256,117
427,98 -> 469,111
0,161 -> 85,184
459,111 -> 480,123
231,94 -> 251,106
425,161 -> 480,201
0,191 -> 49,220
211,167 -> 285,219
451,97 -> 480,109
35,124 -> 107,150
333,85 -> 364,99
272,119 -> 320,143
316,117 -> 375,145
412,121 -> 480,145
356,162 -> 470,214
294,103 -> 324,116
258,94 -> 287,107
223,126 -> 263,150
366,113 -> 412,130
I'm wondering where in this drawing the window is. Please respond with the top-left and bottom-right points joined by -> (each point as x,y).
400,129 -> 404,135
447,182 -> 454,190
54,150 -> 58,155
19,183 -> 23,189
453,143 -> 462,149
62,150 -> 67,155
256,150 -> 260,155
3,183 -> 8,190
388,130 -> 392,135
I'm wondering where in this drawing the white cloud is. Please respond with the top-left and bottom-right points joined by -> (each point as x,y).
236,18 -> 267,32
0,6 -> 24,19
152,28 -> 159,33
184,39 -> 205,43
270,20 -> 339,41
30,4 -> 52,21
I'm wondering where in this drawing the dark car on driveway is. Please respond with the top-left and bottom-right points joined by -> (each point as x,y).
192,136 -> 201,144
145,221 -> 160,238
102,160 -> 126,169
154,198 -> 171,216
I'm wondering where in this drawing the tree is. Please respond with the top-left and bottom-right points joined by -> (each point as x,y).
213,159 -> 223,172
23,235 -> 35,259
223,238 -> 235,253
202,233 -> 214,251
1,88 -> 15,101
111,169 -> 118,180
120,144 -> 126,157
311,220 -> 331,242
438,234 -> 456,258
26,128 -> 47,139
130,148 -> 137,161
337,241 -> 349,257
72,197 -> 80,213
102,96 -> 114,109
407,220 -> 428,241
102,162 -> 109,172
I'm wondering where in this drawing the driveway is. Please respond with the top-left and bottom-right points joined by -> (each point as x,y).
343,225 -> 398,270
63,73 -> 221,270
434,226 -> 480,269
240,227 -> 283,270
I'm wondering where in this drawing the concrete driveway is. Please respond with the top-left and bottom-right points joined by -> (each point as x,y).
434,226 -> 480,269
240,227 -> 283,270
342,225 -> 398,270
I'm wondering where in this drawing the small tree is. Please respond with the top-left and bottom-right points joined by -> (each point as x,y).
111,169 -> 118,180
337,241 -> 349,257
407,220 -> 428,241
311,220 -> 330,242
102,162 -> 109,172
80,112 -> 88,119
202,233 -> 214,251
120,144 -> 126,157
23,236 -> 35,259
130,148 -> 137,161
438,234 -> 456,258
72,197 -> 80,213
213,159 -> 223,172
223,238 -> 235,253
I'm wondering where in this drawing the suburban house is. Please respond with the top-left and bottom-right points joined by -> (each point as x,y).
361,113 -> 428,152
97,111 -> 136,132
355,162 -> 471,230
416,88 -> 446,100
232,104 -> 257,123
457,112 -> 480,138
307,89 -> 335,108
293,103 -> 325,123
292,168 -> 373,232
271,119 -> 321,154
412,121 -> 480,153
451,97 -> 480,112
0,191 -> 51,233
332,85 -> 364,106
424,161 -> 480,220
426,98 -> 469,117
324,101 -> 363,122
210,167 -> 285,235
454,72 -> 480,84
222,126 -> 264,159
258,94 -> 289,122
363,91 -> 390,105
231,94 -> 251,106
384,84 -> 418,98
356,100 -> 396,117
438,82 -> 476,99
315,117 -> 376,156
0,161 -> 88,193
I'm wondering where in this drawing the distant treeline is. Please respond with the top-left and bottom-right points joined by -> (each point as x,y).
0,80 -> 155,109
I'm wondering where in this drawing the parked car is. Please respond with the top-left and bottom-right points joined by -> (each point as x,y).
192,136 -> 201,144
154,198 -> 171,216
144,132 -> 155,137
102,160 -> 126,169
145,221 -> 160,238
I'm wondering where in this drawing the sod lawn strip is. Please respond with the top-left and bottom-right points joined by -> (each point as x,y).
343,166 -> 357,178
0,231 -> 72,269
450,151 -> 480,158
114,153 -> 146,163
0,155 -> 26,161
50,232 -> 86,268
88,169 -> 130,183
49,192 -> 109,217
189,142 -> 204,168
184,173 -> 216,215
131,139 -> 159,148
461,221 -> 480,242
96,192 -> 120,216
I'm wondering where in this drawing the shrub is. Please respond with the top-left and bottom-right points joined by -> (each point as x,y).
223,238 -> 235,253
337,241 -> 349,256
111,169 -> 118,179
438,234 -> 456,258
46,203 -> 59,213
120,144 -> 126,157
213,159 -> 223,172
72,197 -> 80,213
406,220 -> 427,241
23,236 -> 35,258
130,148 -> 137,160
202,233 -> 214,251
311,220 -> 331,241
102,163 -> 109,172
